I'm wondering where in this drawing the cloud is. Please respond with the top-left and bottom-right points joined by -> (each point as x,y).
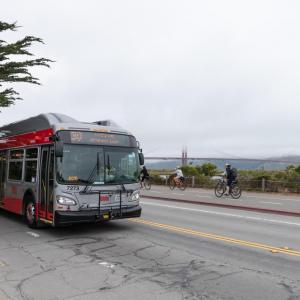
2,0 -> 300,158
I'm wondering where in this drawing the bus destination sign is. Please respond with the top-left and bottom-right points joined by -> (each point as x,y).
59,131 -> 137,147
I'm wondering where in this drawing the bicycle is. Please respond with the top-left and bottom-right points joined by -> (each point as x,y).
214,179 -> 241,199
140,176 -> 151,190
169,176 -> 187,191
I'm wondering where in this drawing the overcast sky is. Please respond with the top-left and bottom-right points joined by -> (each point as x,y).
1,0 -> 300,158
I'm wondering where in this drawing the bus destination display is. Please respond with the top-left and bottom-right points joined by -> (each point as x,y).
59,131 -> 137,147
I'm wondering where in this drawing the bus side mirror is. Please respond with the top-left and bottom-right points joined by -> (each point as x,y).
139,152 -> 144,165
55,141 -> 64,157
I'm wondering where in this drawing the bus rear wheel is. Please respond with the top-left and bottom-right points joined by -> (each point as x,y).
25,199 -> 38,228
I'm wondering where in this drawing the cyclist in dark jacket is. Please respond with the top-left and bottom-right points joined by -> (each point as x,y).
224,163 -> 236,195
140,166 -> 150,183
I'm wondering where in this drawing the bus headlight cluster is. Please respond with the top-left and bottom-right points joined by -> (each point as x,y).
56,195 -> 77,206
129,191 -> 140,202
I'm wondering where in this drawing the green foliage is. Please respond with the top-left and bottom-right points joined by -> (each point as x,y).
0,21 -> 53,109
286,165 -> 295,171
194,174 -> 215,188
180,165 -> 199,176
181,163 -> 218,177
197,163 -> 218,176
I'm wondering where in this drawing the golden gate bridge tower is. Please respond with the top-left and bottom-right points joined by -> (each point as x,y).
181,147 -> 188,166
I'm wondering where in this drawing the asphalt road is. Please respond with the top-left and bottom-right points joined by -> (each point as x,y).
141,185 -> 300,214
0,196 -> 300,300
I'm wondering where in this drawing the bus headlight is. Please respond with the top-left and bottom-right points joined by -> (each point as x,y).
129,191 -> 140,202
56,195 -> 77,206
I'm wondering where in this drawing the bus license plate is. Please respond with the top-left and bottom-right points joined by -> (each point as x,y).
114,194 -> 126,202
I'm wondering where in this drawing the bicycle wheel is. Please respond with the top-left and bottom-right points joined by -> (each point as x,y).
230,184 -> 242,199
169,180 -> 175,190
144,179 -> 151,190
215,182 -> 225,197
179,180 -> 186,191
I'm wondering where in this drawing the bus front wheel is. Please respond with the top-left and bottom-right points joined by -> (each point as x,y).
25,199 -> 38,229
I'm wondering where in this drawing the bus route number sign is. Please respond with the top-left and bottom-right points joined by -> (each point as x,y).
60,131 -> 137,147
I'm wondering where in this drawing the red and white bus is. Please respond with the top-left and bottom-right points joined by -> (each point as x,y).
0,113 -> 143,228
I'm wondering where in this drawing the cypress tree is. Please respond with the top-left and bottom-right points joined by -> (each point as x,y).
0,21 -> 53,109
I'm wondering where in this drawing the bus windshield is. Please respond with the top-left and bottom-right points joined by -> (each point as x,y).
56,144 -> 140,185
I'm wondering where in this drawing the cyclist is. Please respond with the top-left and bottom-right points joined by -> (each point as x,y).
140,166 -> 150,185
173,166 -> 184,186
223,163 -> 236,195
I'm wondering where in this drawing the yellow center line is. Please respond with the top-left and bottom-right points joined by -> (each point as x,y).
129,218 -> 300,257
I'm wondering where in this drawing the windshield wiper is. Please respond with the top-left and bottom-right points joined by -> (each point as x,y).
82,152 -> 101,193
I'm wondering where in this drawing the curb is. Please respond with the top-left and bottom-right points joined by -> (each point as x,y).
141,195 -> 300,217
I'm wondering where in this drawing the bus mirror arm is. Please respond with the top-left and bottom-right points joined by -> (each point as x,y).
50,133 -> 60,142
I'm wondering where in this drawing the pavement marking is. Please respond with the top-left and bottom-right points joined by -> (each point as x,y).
0,260 -> 6,267
148,191 -> 163,194
26,231 -> 40,238
172,193 -> 185,196
260,201 -> 282,205
130,218 -> 300,257
140,201 -> 300,227
98,261 -> 114,269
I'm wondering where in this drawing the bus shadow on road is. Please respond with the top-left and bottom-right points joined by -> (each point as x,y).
47,220 -> 132,237
0,208 -> 25,225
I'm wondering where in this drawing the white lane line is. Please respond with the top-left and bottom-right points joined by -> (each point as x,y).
260,201 -> 283,205
26,232 -> 40,238
98,261 -> 114,269
172,193 -> 185,196
140,201 -> 300,227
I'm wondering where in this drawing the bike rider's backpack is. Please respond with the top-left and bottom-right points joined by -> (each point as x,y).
231,168 -> 238,180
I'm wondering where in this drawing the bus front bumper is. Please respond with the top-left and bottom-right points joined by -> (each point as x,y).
54,205 -> 142,226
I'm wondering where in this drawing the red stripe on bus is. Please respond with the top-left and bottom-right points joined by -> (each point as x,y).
48,213 -> 53,220
0,128 -> 53,149
1,197 -> 23,214
39,211 -> 46,218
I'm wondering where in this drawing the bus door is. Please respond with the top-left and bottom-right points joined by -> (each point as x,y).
0,151 -> 7,206
39,147 -> 54,221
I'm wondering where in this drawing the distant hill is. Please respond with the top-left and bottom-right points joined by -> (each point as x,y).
145,156 -> 300,171
268,155 -> 300,163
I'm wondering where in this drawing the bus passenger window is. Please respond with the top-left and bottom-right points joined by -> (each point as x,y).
24,148 -> 38,183
25,161 -> 37,183
8,161 -> 23,181
8,149 -> 24,181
